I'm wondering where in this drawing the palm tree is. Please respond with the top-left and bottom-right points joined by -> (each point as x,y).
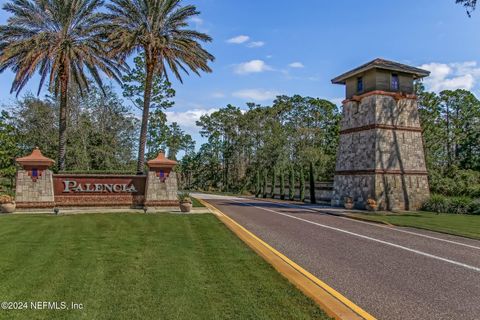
0,0 -> 124,170
105,0 -> 214,173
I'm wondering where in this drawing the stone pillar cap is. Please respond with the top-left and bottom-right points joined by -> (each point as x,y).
16,147 -> 55,168
147,152 -> 177,169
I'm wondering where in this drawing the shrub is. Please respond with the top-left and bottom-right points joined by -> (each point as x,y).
422,194 -> 478,214
448,196 -> 474,214
471,199 -> 480,215
177,192 -> 191,203
429,169 -> 480,198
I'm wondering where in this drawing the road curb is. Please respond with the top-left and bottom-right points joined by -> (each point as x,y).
198,197 -> 376,320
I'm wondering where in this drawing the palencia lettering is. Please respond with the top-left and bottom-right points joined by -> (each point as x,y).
63,180 -> 138,193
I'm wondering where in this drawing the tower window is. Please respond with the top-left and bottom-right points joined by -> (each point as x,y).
391,74 -> 399,91
357,77 -> 363,92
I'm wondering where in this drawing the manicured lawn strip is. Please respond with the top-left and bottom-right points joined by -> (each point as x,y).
191,197 -> 205,207
351,211 -> 480,240
0,213 -> 330,320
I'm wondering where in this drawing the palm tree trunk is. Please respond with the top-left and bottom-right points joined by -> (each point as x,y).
58,71 -> 69,171
137,62 -> 154,174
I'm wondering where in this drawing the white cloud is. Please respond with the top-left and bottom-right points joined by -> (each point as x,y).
289,62 -> 305,68
234,60 -> 272,75
247,41 -> 265,48
420,61 -> 480,92
190,17 -> 203,25
165,108 -> 218,129
227,35 -> 250,44
211,92 -> 226,98
233,89 -> 279,101
330,97 -> 344,106
189,17 -> 208,32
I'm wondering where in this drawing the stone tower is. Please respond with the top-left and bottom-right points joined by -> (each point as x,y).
331,58 -> 430,211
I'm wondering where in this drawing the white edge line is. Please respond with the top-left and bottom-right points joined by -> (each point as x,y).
230,200 -> 480,273
252,199 -> 480,251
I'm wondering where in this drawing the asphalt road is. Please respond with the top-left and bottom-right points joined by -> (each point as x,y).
196,194 -> 480,320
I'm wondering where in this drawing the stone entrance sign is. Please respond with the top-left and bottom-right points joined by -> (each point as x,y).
330,58 -> 431,210
53,175 -> 147,207
15,148 -> 178,210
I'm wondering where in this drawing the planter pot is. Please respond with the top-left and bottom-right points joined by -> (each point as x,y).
179,202 -> 192,213
1,202 -> 16,213
366,204 -> 378,212
344,202 -> 354,209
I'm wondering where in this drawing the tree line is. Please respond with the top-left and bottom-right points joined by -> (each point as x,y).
175,85 -> 480,203
0,80 -> 194,187
177,96 -> 340,201
2,83 -> 478,202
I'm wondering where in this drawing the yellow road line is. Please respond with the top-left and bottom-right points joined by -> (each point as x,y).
198,198 -> 377,320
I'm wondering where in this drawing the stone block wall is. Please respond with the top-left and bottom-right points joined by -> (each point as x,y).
373,174 -> 430,211
266,183 -> 333,202
335,130 -> 376,171
16,169 -> 55,208
375,130 -> 427,172
144,171 -> 178,206
331,175 -> 375,209
332,94 -> 430,211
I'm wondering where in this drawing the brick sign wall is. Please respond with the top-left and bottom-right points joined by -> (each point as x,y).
53,175 -> 147,207
15,149 -> 179,210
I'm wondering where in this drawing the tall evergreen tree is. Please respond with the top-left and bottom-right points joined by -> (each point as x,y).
280,169 -> 285,200
309,162 -> 316,204
270,167 -> 276,198
299,166 -> 305,202
263,170 -> 268,198
289,165 -> 295,201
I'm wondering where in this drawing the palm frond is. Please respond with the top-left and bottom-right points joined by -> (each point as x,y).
0,0 -> 125,96
106,0 -> 214,82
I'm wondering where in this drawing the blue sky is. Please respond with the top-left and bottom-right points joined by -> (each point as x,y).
1,0 -> 479,147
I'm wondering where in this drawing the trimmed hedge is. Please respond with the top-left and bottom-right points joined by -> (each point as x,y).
422,194 -> 479,215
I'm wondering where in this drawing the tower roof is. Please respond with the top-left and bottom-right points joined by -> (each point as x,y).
147,152 -> 177,169
331,58 -> 430,84
16,147 -> 55,168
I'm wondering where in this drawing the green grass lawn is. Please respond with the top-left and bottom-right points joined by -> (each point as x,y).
0,213 -> 329,320
191,197 -> 205,208
351,211 -> 480,240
